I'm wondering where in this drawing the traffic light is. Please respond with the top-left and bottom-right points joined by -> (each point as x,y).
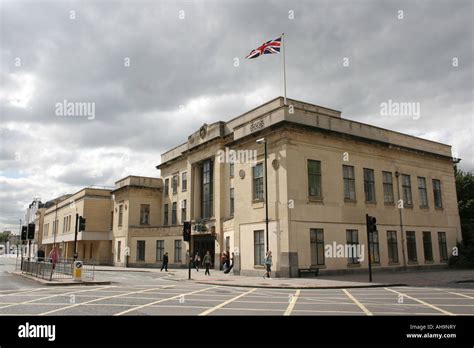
27,223 -> 35,240
79,216 -> 86,232
366,215 -> 377,233
21,226 -> 27,241
183,222 -> 191,242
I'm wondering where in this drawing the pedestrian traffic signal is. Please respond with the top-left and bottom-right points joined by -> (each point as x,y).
366,215 -> 377,233
79,216 -> 86,232
21,226 -> 27,241
183,221 -> 191,242
27,223 -> 35,240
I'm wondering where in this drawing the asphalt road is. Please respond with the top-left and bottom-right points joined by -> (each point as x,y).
1,257 -> 473,316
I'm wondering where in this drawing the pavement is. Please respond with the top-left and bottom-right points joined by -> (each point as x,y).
93,265 -> 474,289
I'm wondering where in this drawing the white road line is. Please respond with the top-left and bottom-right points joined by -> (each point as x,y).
0,286 -> 114,310
115,285 -> 219,316
437,290 -> 474,300
342,289 -> 373,316
0,288 -> 48,297
198,288 -> 256,316
384,288 -> 455,316
284,289 -> 300,316
39,285 -> 175,315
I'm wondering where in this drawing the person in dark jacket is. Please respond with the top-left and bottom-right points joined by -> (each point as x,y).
36,249 -> 45,262
161,252 -> 169,271
203,251 -> 212,276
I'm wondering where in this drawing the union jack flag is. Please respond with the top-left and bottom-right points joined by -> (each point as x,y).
245,36 -> 281,59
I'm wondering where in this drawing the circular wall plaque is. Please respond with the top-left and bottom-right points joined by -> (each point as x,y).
272,159 -> 280,170
239,169 -> 245,179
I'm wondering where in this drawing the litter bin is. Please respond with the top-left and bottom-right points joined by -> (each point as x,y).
73,260 -> 83,281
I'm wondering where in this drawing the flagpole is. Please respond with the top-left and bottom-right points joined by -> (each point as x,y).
282,32 -> 287,106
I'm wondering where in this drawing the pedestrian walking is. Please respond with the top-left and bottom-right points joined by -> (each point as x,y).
263,250 -> 273,279
203,251 -> 212,276
194,252 -> 201,272
221,251 -> 229,272
49,245 -> 60,270
161,252 -> 169,271
224,252 -> 234,274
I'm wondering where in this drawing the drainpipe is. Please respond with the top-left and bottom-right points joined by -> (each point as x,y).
395,171 -> 407,270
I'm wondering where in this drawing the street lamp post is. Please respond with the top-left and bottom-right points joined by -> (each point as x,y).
257,138 -> 269,252
395,171 -> 407,270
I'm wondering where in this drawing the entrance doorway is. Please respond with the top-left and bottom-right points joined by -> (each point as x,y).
193,235 -> 215,265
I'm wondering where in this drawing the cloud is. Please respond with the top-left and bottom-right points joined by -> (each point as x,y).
0,0 -> 472,231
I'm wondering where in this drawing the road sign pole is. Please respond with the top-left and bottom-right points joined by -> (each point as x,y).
73,214 -> 79,260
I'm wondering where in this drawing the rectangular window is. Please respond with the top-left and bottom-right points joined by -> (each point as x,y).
110,211 -> 113,230
364,168 -> 376,202
383,171 -> 394,203
201,160 -> 213,219
369,230 -> 380,263
402,175 -> 413,206
310,228 -> 325,266
182,172 -> 187,192
156,240 -> 164,261
254,230 -> 265,265
172,202 -> 177,225
172,174 -> 179,194
307,160 -> 322,198
136,241 -> 145,261
117,241 -> 121,262
346,229 -> 359,264
418,177 -> 428,208
164,178 -> 169,195
406,231 -> 417,262
387,231 -> 399,263
63,216 -> 67,233
422,232 -> 433,261
433,179 -> 443,208
253,163 -> 264,201
225,236 -> 230,253
43,223 -> 49,237
89,243 -> 93,259
230,162 -> 234,177
118,204 -> 123,227
174,240 -> 182,262
438,232 -> 448,261
164,204 -> 169,226
343,165 -> 356,200
181,199 -> 187,223
230,188 -> 234,216
140,204 -> 150,225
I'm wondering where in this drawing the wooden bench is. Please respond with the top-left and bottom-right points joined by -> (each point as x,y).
298,268 -> 319,277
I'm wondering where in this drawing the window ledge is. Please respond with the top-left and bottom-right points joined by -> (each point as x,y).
344,199 -> 357,203
347,263 -> 361,267
308,196 -> 323,203
435,207 -> 444,211
404,205 -> 414,209
365,201 -> 377,204
407,261 -> 418,265
384,202 -> 395,206
388,262 -> 400,265
424,260 -> 434,264
419,206 -> 429,210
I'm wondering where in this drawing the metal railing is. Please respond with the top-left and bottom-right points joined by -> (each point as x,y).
16,257 -> 95,281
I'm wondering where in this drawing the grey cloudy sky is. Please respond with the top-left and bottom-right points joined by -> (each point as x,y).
0,0 -> 472,232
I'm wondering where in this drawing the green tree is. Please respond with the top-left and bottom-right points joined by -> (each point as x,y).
450,166 -> 474,267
